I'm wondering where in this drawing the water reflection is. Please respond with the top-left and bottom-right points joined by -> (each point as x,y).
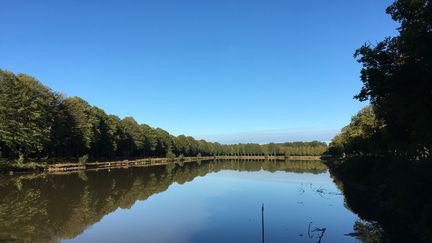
0,160 -> 361,243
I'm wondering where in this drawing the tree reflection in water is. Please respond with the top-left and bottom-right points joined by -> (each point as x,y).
0,160 -> 330,243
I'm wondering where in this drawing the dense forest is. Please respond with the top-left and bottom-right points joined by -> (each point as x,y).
0,70 -> 326,164
325,0 -> 432,242
327,0 -> 431,160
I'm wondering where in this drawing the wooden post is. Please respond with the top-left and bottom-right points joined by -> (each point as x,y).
261,203 -> 265,243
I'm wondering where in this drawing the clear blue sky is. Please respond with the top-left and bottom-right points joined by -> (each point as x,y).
0,0 -> 398,143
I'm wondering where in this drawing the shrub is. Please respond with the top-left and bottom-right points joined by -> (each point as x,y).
16,153 -> 25,165
78,154 -> 89,165
166,150 -> 176,161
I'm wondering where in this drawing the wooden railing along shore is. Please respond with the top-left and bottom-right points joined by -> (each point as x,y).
45,155 -> 324,172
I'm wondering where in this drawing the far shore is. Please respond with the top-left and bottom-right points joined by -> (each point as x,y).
1,155 -> 326,174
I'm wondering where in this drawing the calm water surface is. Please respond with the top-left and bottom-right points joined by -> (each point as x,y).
0,160 -> 363,243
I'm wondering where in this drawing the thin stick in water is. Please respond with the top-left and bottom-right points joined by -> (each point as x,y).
261,203 -> 265,243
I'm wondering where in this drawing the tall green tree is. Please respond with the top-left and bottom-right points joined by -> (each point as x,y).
0,70 -> 58,158
1,69 -> 328,162
140,124 -> 157,156
62,97 -> 96,158
154,128 -> 172,156
109,115 -> 134,157
354,0 -> 432,158
89,107 -> 117,159
327,106 -> 384,157
121,117 -> 142,156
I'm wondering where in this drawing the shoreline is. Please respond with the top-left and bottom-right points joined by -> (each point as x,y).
1,155 -> 324,174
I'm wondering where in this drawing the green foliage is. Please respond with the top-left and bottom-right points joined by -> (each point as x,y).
329,0 -> 432,159
353,0 -> 432,158
78,154 -> 89,165
326,2 -> 432,241
154,128 -> 172,156
16,154 -> 25,165
0,71 -> 57,158
0,69 -> 327,164
327,106 -> 385,157
177,154 -> 185,162
121,117 -> 142,155
166,150 -> 176,160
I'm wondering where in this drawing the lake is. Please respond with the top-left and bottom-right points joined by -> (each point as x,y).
0,160 -> 364,243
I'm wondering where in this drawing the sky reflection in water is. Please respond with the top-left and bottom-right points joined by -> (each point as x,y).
64,164 -> 360,243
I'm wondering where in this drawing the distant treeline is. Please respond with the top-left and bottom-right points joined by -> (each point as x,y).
0,70 -> 326,163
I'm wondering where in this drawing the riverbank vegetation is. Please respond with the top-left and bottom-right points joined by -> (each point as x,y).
326,0 -> 432,241
0,70 -> 326,166
328,0 -> 431,160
